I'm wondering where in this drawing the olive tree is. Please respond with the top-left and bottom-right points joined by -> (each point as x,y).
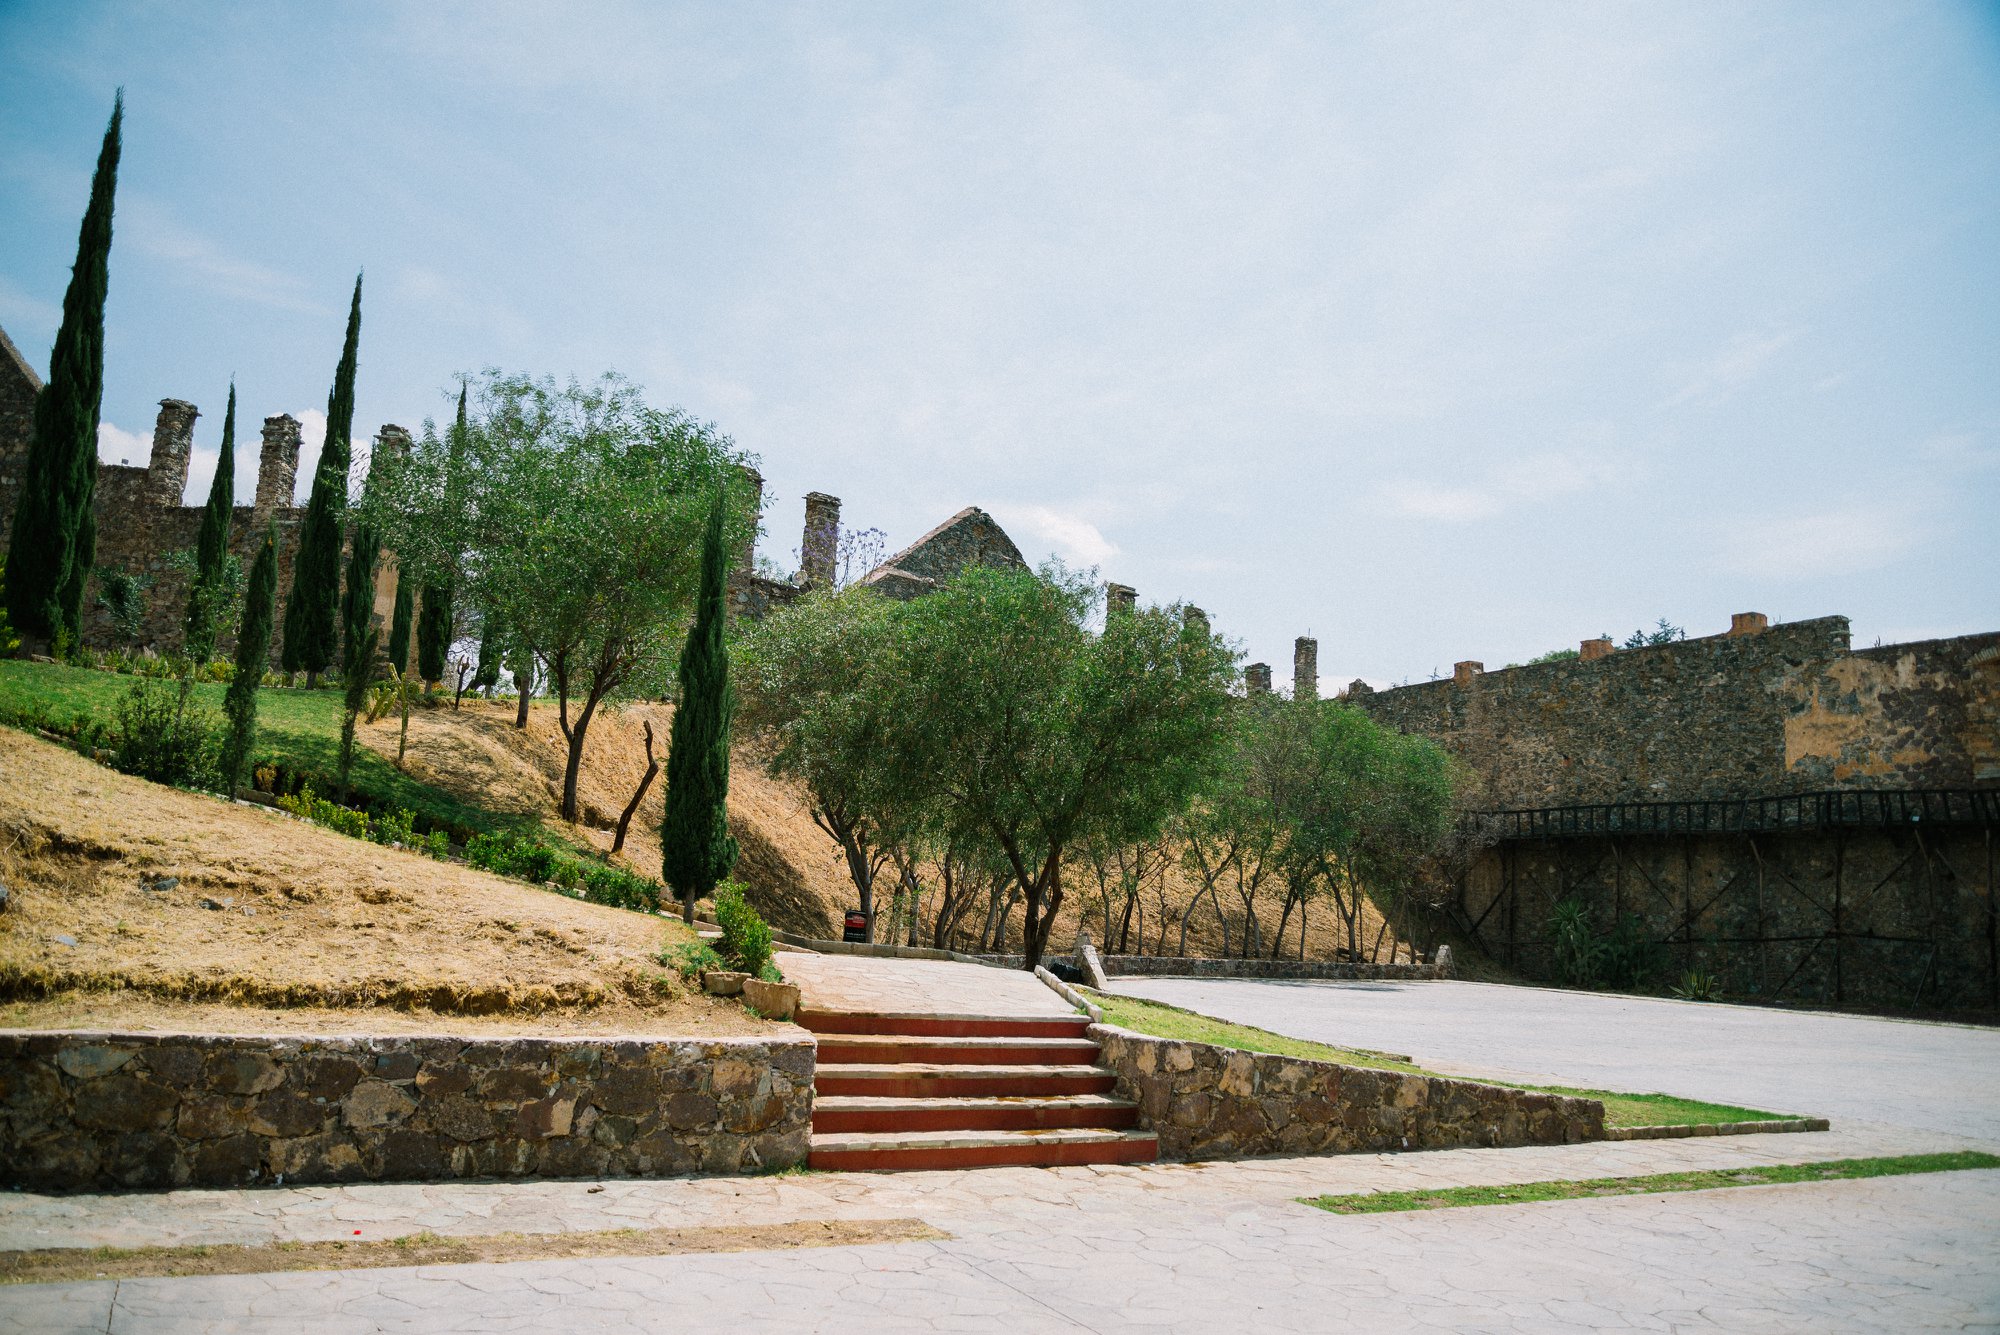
868,564 -> 1238,970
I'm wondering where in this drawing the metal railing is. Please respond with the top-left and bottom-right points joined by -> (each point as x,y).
1467,788 -> 1999,841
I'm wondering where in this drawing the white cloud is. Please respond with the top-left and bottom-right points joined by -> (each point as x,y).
1665,326 -> 1799,407
1713,506 -> 1929,580
993,504 -> 1118,566
96,420 -> 151,466
123,198 -> 329,315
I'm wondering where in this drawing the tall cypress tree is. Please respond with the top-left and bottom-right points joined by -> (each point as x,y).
662,487 -> 739,922
5,93 -> 122,652
336,514 -> 379,799
182,381 -> 235,661
221,523 -> 278,791
385,576 -> 413,676
414,383 -> 464,688
282,272 -> 362,685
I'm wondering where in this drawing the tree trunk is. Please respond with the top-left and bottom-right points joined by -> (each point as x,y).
610,720 -> 660,855
558,690 -> 601,824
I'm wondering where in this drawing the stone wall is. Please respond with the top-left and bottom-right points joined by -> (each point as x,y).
856,506 -> 1027,600
970,954 -> 1440,981
0,1030 -> 814,1193
1091,1024 -> 1602,1161
0,325 -> 44,557
1354,615 -> 1999,807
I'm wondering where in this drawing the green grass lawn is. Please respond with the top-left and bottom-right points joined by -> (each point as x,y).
1300,1151 -> 2000,1215
0,658 -> 530,842
1088,988 -> 1792,1128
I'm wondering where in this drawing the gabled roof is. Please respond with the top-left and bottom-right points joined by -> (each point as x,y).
0,322 -> 43,395
857,506 -> 1028,598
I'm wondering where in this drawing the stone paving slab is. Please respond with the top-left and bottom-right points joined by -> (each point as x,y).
781,954 -> 1073,1019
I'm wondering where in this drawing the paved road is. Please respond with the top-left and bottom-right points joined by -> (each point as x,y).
1115,978 -> 2000,1143
4,1129 -> 1991,1333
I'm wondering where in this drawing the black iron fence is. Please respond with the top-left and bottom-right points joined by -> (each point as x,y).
1467,789 -> 1999,843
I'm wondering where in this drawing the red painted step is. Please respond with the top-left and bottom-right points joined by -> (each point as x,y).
814,1062 -> 1118,1100
798,1010 -> 1091,1040
808,1128 -> 1158,1173
815,1034 -> 1102,1066
813,1093 -> 1140,1134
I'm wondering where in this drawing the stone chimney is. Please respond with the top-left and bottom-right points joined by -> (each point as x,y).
734,465 -> 763,579
371,424 -> 412,479
1580,638 -> 1613,661
1346,678 -> 1374,697
1454,660 -> 1484,685
1293,637 -> 1319,701
255,414 -> 301,514
1245,663 -> 1272,695
1728,612 -> 1769,637
147,399 -> 198,506
800,492 -> 840,588
1106,583 -> 1136,618
1184,606 -> 1209,637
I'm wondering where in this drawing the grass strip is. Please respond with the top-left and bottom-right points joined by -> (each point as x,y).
1300,1151 -> 2000,1216
1513,1085 -> 1789,1129
1086,990 -> 1427,1074
0,1217 -> 947,1286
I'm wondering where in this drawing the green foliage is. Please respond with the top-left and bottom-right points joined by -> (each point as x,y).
278,782 -> 371,838
1549,898 -> 1605,988
461,831 -> 661,911
1601,911 -> 1666,990
1526,647 -> 1579,664
414,385 -> 465,687
1670,969 -> 1720,1002
92,567 -> 151,646
183,383 -> 237,660
111,674 -> 218,789
662,488 -> 739,914
5,94 -> 119,649
385,578 -> 414,678
471,610 -> 503,692
713,879 -> 773,978
283,274 -> 363,678
0,560 -> 18,656
1623,618 -> 1686,649
416,581 -> 452,685
220,525 -> 277,791
661,938 -> 726,982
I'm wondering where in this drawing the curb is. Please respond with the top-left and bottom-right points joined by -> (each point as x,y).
1607,1117 -> 1830,1140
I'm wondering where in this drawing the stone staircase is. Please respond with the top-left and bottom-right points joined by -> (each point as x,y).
802,1009 -> 1157,1171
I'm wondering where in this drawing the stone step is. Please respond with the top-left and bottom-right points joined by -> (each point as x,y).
813,1062 -> 1118,1099
808,1127 -> 1157,1172
814,1034 -> 1102,1066
797,1010 -> 1092,1040
812,1093 -> 1140,1135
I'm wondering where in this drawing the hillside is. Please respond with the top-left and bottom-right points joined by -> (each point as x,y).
0,729 -> 774,1037
366,696 -> 1407,963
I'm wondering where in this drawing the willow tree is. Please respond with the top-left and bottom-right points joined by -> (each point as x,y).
283,274 -> 361,684
6,93 -> 121,652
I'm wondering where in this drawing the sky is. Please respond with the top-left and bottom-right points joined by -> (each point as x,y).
2,1 -> 1995,689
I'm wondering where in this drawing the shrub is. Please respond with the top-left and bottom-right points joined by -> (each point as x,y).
372,806 -> 418,847
662,938 -> 726,982
714,879 -> 773,980
277,783 -> 371,839
110,676 -> 219,789
1601,912 -> 1666,992
1548,898 -> 1604,989
1670,969 -> 1719,1002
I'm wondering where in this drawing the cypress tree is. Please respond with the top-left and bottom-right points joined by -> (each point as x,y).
282,273 -> 362,685
336,510 -> 379,800
414,383 -> 464,688
182,381 -> 235,661
221,523 -> 278,791
662,487 -> 739,922
5,93 -> 122,652
385,576 -> 413,676
471,609 -> 502,693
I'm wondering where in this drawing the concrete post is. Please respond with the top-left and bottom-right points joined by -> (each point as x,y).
147,399 -> 198,506
801,491 -> 840,588
255,414 -> 301,515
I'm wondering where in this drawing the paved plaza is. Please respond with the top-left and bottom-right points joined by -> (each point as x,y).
5,976 -> 1997,1332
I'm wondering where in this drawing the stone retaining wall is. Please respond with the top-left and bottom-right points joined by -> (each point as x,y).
971,954 -> 1438,981
1091,1024 -> 1601,1161
0,1031 -> 813,1194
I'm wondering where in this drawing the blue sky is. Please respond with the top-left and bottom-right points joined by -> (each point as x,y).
2,1 -> 1995,688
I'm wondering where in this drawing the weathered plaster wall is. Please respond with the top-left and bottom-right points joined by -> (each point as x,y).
1092,1025 -> 1602,1161
1355,617 -> 1998,807
0,1030 -> 814,1193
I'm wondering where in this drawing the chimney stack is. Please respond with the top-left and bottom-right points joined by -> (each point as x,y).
255,414 -> 301,515
147,399 -> 198,506
1728,612 -> 1769,637
1105,583 -> 1137,618
800,491 -> 841,588
1245,663 -> 1272,695
1453,660 -> 1484,685
1183,606 -> 1209,637
734,465 -> 764,580
1580,638 -> 1613,661
1293,637 -> 1319,701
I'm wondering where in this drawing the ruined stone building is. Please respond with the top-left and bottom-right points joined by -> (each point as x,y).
1324,612 -> 1999,1012
0,323 -> 1028,661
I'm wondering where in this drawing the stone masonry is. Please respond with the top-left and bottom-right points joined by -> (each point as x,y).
1091,1024 -> 1603,1161
0,1030 -> 814,1193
